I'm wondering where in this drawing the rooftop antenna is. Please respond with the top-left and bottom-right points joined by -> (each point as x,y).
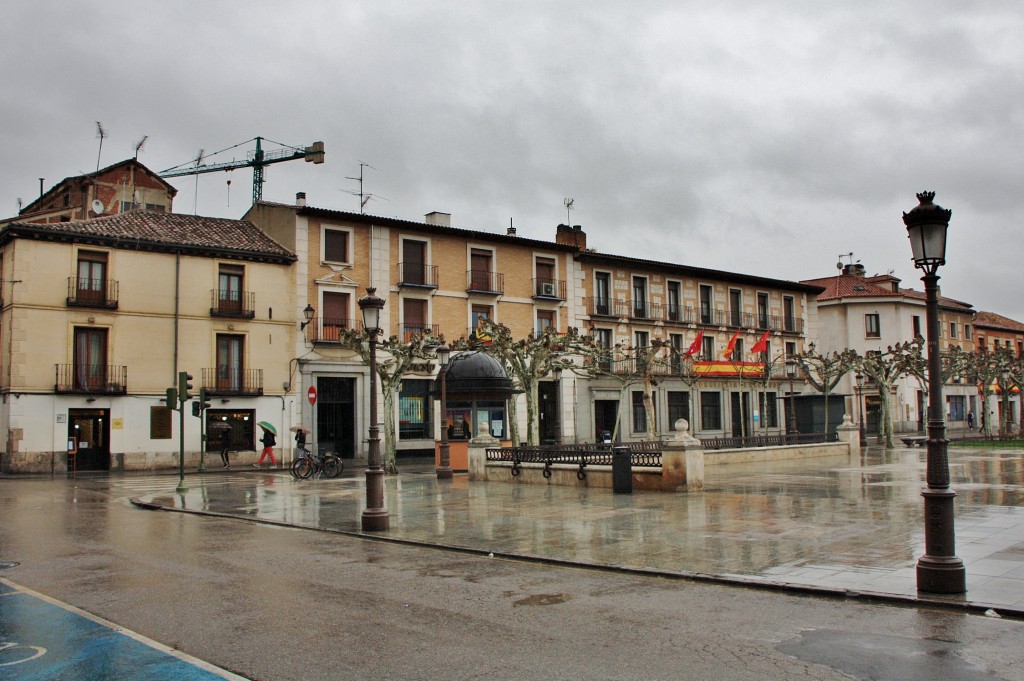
192,149 -> 204,215
344,161 -> 386,213
95,121 -> 107,172
133,135 -> 148,160
564,197 -> 574,225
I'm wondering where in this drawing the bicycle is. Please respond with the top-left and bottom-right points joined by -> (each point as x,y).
291,447 -> 343,479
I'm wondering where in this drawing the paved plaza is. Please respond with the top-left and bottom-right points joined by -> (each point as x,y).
134,444 -> 1024,616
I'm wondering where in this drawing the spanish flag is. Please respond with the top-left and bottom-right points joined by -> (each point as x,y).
684,330 -> 704,357
721,330 -> 741,359
750,330 -> 770,354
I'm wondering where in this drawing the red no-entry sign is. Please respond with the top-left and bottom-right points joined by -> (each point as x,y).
307,386 -> 317,405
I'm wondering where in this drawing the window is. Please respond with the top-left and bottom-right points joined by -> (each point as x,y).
218,264 -> 244,314
321,291 -> 351,340
950,322 -> 958,339
536,256 -> 556,296
470,248 -> 493,290
700,392 -> 722,431
965,324 -> 972,340
403,298 -> 429,340
471,305 -> 492,335
76,250 -> 107,305
729,289 -> 742,327
73,327 -> 107,391
783,296 -> 796,331
150,406 -> 172,439
757,392 -> 778,428
785,341 -> 797,358
667,281 -> 682,321
594,272 -> 612,315
947,395 -> 965,422
865,313 -> 881,338
536,309 -> 556,335
699,285 -> 713,324
631,391 -> 655,433
668,391 -> 690,430
216,334 -> 244,391
669,334 -> 684,373
206,409 -> 255,451
632,277 -> 648,318
757,292 -> 769,329
399,379 -> 432,439
323,227 -> 349,263
402,239 -> 429,285
701,335 -> 715,361
913,316 -> 922,338
978,336 -> 987,352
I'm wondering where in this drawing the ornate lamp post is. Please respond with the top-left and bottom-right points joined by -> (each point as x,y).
358,287 -> 389,531
785,356 -> 798,437
435,343 -> 453,479
904,191 -> 965,593
855,372 -> 866,446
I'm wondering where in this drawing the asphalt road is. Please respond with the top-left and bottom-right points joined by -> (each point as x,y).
2,475 -> 1023,680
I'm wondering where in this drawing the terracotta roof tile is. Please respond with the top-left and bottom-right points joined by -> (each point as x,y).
974,310 -> 1024,332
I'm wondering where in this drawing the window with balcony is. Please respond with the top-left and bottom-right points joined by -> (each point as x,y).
401,239 -> 434,287
403,298 -> 430,340
701,335 -> 715,361
323,227 -> 350,264
73,327 -> 107,392
471,304 -> 492,337
729,289 -> 742,327
699,284 -> 713,324
320,291 -> 351,341
535,256 -> 560,298
593,328 -> 613,371
594,272 -> 612,316
631,277 -> 648,318
757,292 -> 769,329
469,248 -> 497,292
217,264 -> 244,315
783,296 -> 796,331
669,333 -> 684,373
667,281 -> 682,322
216,334 -> 244,392
865,313 -> 881,338
75,250 -> 109,307
536,309 -> 556,335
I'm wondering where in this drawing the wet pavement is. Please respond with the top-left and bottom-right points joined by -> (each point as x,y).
132,444 -> 1024,616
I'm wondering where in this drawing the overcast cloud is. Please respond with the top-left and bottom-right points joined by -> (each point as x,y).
3,2 -> 1023,319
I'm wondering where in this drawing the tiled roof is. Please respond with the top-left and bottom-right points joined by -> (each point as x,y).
1,210 -> 295,263
974,310 -> 1024,333
802,273 -> 973,311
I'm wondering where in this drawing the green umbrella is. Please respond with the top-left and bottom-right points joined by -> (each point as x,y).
257,421 -> 277,435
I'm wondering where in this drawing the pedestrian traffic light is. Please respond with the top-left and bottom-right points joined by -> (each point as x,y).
178,371 -> 194,400
199,387 -> 211,411
191,402 -> 202,417
165,387 -> 177,409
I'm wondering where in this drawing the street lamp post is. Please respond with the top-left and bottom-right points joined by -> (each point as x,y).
785,357 -> 798,438
855,372 -> 866,446
904,191 -> 965,594
358,287 -> 389,531
435,343 -> 453,479
1001,368 -> 1011,439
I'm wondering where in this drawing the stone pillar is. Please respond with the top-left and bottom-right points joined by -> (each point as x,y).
661,419 -> 704,492
467,430 -> 499,481
836,413 -> 860,456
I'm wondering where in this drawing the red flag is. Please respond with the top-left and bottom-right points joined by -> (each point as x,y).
750,330 -> 770,354
684,330 -> 704,357
721,330 -> 741,359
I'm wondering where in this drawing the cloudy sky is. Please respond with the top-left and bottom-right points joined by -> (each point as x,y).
4,2 -> 1023,319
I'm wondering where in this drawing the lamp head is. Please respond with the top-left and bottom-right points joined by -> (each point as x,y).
358,287 -> 386,334
300,303 -> 315,330
436,343 -> 451,367
903,191 -> 951,274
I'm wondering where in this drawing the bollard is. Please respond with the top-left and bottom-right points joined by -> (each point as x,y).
612,445 -> 632,494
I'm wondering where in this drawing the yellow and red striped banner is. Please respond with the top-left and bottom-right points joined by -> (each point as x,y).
693,361 -> 765,377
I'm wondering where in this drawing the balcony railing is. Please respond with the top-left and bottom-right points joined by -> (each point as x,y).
699,308 -> 726,326
402,323 -> 440,342
308,317 -> 362,344
466,270 -> 504,294
533,278 -> 566,300
66,277 -> 119,309
201,368 -> 263,396
628,300 -> 665,321
398,262 -> 439,288
55,364 -> 127,394
665,304 -> 694,324
210,290 -> 255,318
585,297 -> 629,318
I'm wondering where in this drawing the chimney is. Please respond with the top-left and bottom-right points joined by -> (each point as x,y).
507,226 -> 517,236
425,211 -> 451,227
555,223 -> 587,250
296,192 -> 307,207
842,263 -> 865,277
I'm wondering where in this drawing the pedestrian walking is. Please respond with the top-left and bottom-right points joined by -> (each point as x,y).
294,428 -> 307,456
967,411 -> 975,430
220,427 -> 232,469
256,426 -> 277,467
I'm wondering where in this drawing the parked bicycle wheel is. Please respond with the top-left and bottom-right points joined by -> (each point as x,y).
290,458 -> 305,479
322,456 -> 342,478
292,458 -> 315,480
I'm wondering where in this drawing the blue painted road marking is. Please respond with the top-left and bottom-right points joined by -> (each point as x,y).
0,579 -> 243,680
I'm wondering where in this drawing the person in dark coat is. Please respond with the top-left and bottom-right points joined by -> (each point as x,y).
220,428 -> 232,469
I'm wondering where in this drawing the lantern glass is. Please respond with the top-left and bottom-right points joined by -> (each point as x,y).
436,344 -> 451,367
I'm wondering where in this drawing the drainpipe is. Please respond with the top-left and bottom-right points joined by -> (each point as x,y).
173,251 -> 180,380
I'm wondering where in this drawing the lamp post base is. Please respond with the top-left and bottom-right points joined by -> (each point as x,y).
361,467 -> 389,531
435,466 -> 453,479
917,487 -> 966,594
361,508 -> 390,531
917,556 -> 966,594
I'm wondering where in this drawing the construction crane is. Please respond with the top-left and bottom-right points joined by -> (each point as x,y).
160,137 -> 325,205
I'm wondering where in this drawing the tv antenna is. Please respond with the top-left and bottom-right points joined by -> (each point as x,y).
95,121 -> 107,172
191,149 -> 204,215
836,252 -> 858,270
133,135 -> 148,160
564,197 -> 574,225
344,161 -> 386,213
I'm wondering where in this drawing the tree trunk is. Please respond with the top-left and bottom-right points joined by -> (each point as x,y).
643,378 -> 656,438
507,393 -> 521,445
525,379 -> 539,446
877,383 -> 895,448
382,383 -> 398,474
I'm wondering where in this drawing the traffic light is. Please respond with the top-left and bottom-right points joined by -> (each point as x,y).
191,402 -> 202,417
199,387 -> 211,411
178,371 -> 194,401
165,387 -> 177,409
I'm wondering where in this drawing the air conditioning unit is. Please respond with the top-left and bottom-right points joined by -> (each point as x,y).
540,282 -> 556,297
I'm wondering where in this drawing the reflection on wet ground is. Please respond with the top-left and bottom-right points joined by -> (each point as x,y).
134,446 -> 1024,612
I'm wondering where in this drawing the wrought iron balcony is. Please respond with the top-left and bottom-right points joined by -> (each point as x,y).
402,323 -> 440,342
54,364 -> 127,394
201,368 -> 263,396
665,304 -> 694,324
398,262 -> 439,288
533,278 -> 566,300
210,289 -> 255,318
66,277 -> 118,309
585,297 -> 629,318
466,270 -> 504,295
699,308 -> 726,326
307,317 -> 362,344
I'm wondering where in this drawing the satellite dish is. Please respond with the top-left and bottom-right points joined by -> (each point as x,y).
836,261 -> 843,270
91,199 -> 104,215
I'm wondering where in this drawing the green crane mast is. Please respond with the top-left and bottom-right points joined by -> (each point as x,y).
160,137 -> 325,205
